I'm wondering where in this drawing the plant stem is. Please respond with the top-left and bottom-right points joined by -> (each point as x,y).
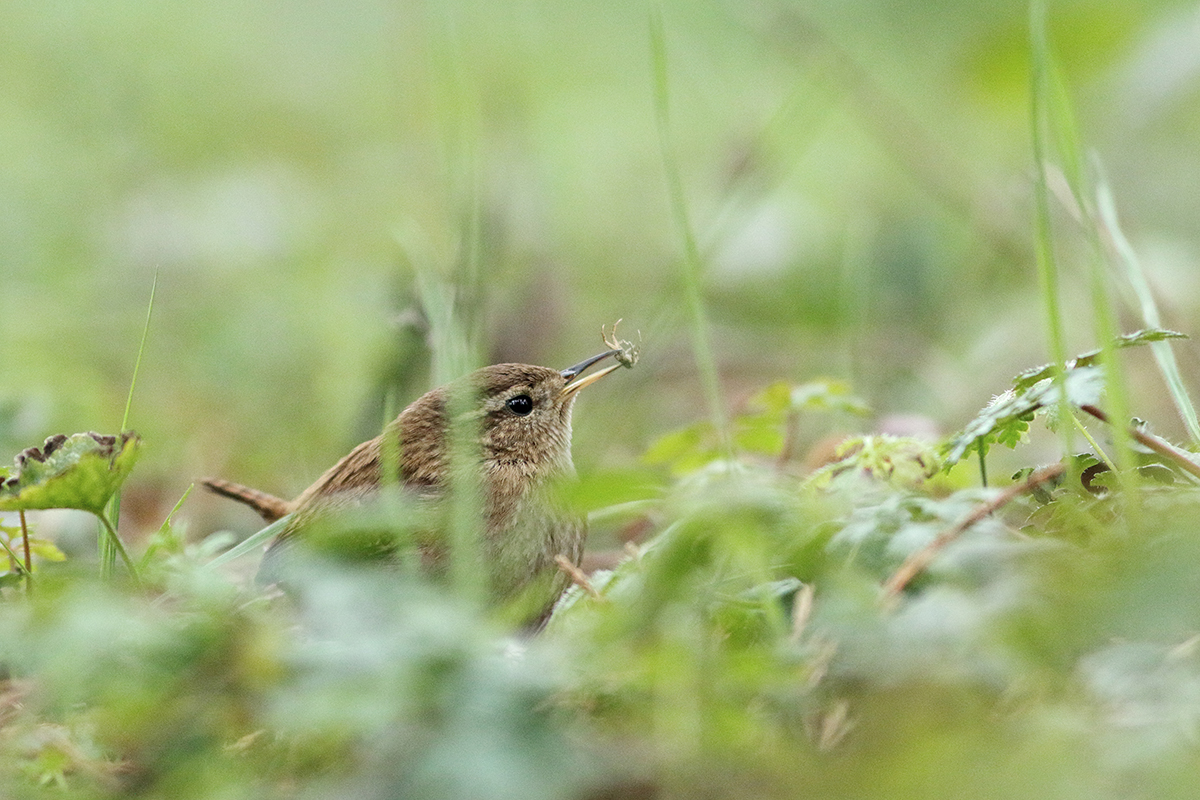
1080,404 -> 1200,482
1070,412 -> 1115,472
883,462 -> 1066,599
122,270 -> 157,432
96,511 -> 141,587
650,8 -> 731,458
977,439 -> 988,488
555,554 -> 602,600
102,271 -> 158,579
19,510 -> 31,592
1028,0 -> 1074,468
0,536 -> 28,581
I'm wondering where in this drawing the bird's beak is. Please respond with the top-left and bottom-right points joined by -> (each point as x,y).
559,349 -> 623,398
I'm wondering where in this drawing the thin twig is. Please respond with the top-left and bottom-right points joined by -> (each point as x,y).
1080,404 -> 1200,481
554,554 -> 602,600
883,463 -> 1066,599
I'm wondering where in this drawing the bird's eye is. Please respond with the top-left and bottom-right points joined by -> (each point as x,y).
506,394 -> 534,416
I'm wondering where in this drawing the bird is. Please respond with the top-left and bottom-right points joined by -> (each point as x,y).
203,345 -> 633,624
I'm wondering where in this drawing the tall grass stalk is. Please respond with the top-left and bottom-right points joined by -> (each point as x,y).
1028,28 -> 1136,479
408,235 -> 486,605
19,510 -> 31,592
100,272 -> 156,581
1094,166 -> 1200,444
1030,1 -> 1140,527
205,514 -> 290,570
1081,173 -> 1136,486
1028,0 -> 1072,466
395,13 -> 489,606
649,8 -> 731,457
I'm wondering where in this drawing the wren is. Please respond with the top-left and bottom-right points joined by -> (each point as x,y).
204,344 -> 634,621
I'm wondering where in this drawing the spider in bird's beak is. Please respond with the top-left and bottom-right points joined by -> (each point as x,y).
559,349 -> 623,398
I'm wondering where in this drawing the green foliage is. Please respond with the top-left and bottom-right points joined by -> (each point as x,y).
0,433 -> 140,516
644,380 -> 873,474
944,366 -> 1100,465
943,329 -> 1185,467
0,432 -> 142,585
0,522 -> 65,568
1010,328 -> 1187,392
808,435 -> 940,488
7,353 -> 1200,798
5,1 -> 1200,796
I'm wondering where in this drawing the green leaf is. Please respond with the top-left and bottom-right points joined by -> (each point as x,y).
1013,329 -> 1187,392
642,421 -> 722,475
139,484 -> 195,569
787,379 -> 873,416
204,513 -> 293,570
944,365 -> 1107,467
0,432 -> 142,515
25,538 -> 67,562
811,435 -> 940,489
556,468 -> 663,515
733,412 -> 786,457
750,381 -> 793,415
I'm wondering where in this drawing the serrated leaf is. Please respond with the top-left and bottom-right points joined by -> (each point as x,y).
1060,365 -> 1106,407
944,367 -> 1104,466
811,435 -> 941,490
1013,329 -> 1186,392
0,432 -> 142,515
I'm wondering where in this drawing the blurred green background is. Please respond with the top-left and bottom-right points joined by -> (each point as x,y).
3,0 -> 1199,538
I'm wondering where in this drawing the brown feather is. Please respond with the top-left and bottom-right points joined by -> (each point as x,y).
201,478 -> 293,523
204,355 -> 623,624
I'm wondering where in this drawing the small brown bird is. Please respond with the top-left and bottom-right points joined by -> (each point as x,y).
204,345 -> 633,621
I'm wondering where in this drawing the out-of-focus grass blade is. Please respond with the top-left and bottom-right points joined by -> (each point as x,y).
205,514 -> 291,570
1094,166 -> 1200,444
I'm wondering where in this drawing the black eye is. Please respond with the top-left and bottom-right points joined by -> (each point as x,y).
506,394 -> 534,416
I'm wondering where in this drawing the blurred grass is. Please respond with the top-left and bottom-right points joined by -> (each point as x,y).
4,2 -> 1200,789
1,0 -> 1198,535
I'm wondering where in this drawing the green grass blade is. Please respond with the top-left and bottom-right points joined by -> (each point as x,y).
122,270 -> 158,432
96,510 -> 141,586
649,7 -> 730,457
404,244 -> 486,605
100,271 -> 158,579
1028,0 -> 1073,464
1094,166 -> 1200,444
205,514 -> 292,570
1029,2 -> 1135,513
139,483 -> 194,569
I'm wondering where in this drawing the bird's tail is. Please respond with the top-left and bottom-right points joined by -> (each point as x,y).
202,478 -> 293,523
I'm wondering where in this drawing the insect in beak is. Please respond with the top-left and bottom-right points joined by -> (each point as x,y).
559,349 -> 623,398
